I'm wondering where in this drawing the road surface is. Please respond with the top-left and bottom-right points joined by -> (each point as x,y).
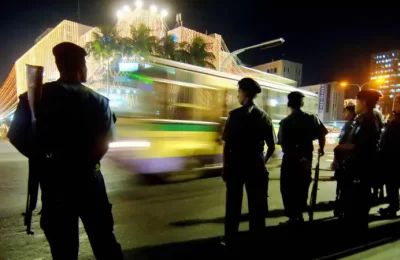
0,140 -> 398,260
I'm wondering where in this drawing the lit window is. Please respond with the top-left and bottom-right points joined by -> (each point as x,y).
384,55 -> 386,58
393,53 -> 396,57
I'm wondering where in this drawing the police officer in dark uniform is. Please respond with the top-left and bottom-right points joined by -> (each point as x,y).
332,105 -> 356,217
278,91 -> 327,225
335,90 -> 382,231
379,96 -> 400,218
372,108 -> 385,201
8,42 -> 123,259
222,77 -> 276,244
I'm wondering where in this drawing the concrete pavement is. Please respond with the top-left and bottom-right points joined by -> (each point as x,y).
0,140 -> 398,260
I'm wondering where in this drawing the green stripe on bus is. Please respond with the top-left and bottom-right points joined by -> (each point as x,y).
136,123 -> 218,132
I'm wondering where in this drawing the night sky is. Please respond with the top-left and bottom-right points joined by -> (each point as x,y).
1,3 -> 400,97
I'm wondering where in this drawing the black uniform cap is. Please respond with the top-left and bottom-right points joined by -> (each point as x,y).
53,42 -> 87,60
356,90 -> 382,102
238,78 -> 262,95
53,42 -> 87,71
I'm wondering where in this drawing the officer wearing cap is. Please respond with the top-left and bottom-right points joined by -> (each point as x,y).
379,95 -> 400,218
278,91 -> 327,225
222,77 -> 276,245
8,42 -> 123,259
335,89 -> 382,231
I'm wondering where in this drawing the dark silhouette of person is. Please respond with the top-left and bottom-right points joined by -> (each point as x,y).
332,105 -> 356,218
222,77 -> 276,245
335,90 -> 382,232
8,42 -> 123,260
379,96 -> 400,218
278,91 -> 327,225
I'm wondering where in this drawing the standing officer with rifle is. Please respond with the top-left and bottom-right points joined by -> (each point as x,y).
222,78 -> 276,246
335,90 -> 382,232
8,42 -> 123,260
278,91 -> 327,225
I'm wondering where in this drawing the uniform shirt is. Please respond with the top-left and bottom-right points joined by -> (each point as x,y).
347,112 -> 381,163
8,79 -> 116,166
278,110 -> 327,157
222,102 -> 276,161
380,113 -> 400,161
338,118 -> 355,145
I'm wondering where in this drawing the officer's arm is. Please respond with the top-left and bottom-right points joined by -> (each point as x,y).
277,121 -> 285,152
315,116 -> 328,155
221,116 -> 231,166
91,102 -> 115,163
7,95 -> 32,158
263,114 -> 276,163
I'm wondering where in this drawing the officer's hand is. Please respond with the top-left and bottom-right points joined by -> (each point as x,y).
318,148 -> 325,157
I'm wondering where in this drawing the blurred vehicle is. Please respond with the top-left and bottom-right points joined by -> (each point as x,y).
102,57 -> 318,182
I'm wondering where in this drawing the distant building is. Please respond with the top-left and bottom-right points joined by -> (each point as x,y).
371,50 -> 400,114
253,60 -> 303,87
300,82 -> 345,122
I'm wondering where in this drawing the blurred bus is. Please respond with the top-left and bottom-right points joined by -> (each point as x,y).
100,57 -> 318,182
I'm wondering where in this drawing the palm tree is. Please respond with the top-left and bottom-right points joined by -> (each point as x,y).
180,36 -> 216,69
85,25 -> 121,95
122,24 -> 159,59
158,34 -> 177,60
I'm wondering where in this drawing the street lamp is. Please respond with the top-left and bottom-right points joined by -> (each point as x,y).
161,9 -> 168,17
219,38 -> 285,72
135,0 -> 143,8
150,5 -> 158,13
340,78 -> 383,92
123,5 -> 131,12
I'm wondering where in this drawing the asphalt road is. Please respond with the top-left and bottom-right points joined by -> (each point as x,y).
0,140 -> 399,260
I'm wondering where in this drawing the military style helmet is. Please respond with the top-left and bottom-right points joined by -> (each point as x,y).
53,42 -> 87,72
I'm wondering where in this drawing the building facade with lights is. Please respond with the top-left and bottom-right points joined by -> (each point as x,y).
300,82 -> 345,123
371,50 -> 400,114
253,60 -> 303,87
0,2 -> 307,119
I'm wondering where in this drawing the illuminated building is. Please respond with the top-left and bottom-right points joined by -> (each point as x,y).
116,6 -> 167,39
0,5 -> 309,119
0,65 -> 17,119
371,50 -> 400,114
253,60 -> 303,87
300,82 -> 345,122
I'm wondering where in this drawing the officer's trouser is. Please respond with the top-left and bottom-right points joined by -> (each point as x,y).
386,178 -> 400,211
341,177 -> 371,231
225,169 -> 267,239
40,171 -> 123,260
280,155 -> 312,220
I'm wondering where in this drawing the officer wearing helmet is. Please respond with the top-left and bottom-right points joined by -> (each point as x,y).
222,77 -> 276,244
8,42 -> 123,259
335,89 -> 382,231
278,91 -> 327,225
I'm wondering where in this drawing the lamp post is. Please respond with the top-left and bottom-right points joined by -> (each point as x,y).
340,78 -> 384,92
219,38 -> 285,72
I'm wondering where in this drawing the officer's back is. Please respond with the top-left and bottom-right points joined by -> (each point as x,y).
38,81 -> 111,169
225,104 -> 271,163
